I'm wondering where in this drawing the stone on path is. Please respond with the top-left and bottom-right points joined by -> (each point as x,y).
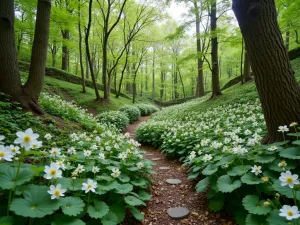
167,207 -> 190,220
159,166 -> 170,170
166,179 -> 182,184
145,153 -> 154,156
151,158 -> 161,161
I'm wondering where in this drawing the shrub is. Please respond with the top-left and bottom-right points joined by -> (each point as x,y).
136,104 -> 159,116
97,111 -> 130,131
119,105 -> 141,123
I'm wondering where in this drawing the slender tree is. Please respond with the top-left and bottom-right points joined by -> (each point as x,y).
78,0 -> 86,93
233,0 -> 300,143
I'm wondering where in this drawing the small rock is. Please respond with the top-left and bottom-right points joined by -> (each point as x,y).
167,207 -> 190,220
159,166 -> 170,170
166,179 -> 182,184
151,158 -> 161,161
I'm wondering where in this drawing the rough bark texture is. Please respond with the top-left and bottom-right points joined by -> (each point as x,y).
243,51 -> 252,82
210,1 -> 222,98
233,0 -> 300,143
61,29 -> 69,71
24,0 -> 51,101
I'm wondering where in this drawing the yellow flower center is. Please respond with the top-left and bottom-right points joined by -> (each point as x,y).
12,148 -> 16,152
53,151 -> 57,155
114,171 -> 118,175
286,177 -> 293,183
0,152 -> 5,157
54,190 -> 61,197
87,184 -> 92,189
24,136 -> 31,143
287,211 -> 294,216
50,169 -> 57,175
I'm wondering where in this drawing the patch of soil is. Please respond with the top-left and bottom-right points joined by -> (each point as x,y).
122,117 -> 236,225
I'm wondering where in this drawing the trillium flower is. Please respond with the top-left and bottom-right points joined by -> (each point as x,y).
9,145 -> 20,155
44,133 -> 52,140
137,162 -> 144,169
118,152 -> 127,160
83,150 -> 92,157
268,145 -> 277,151
111,168 -> 121,178
0,145 -> 14,161
98,152 -> 105,160
44,162 -> 63,179
75,164 -> 85,173
290,122 -> 298,127
82,179 -> 97,193
47,184 -> 66,199
50,148 -> 61,157
67,147 -> 76,154
279,171 -> 299,188
92,166 -> 100,173
251,165 -> 262,175
279,205 -> 300,220
202,154 -> 212,162
278,125 -> 289,133
14,128 -> 39,151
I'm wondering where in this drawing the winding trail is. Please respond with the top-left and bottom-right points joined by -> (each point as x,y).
123,116 -> 235,225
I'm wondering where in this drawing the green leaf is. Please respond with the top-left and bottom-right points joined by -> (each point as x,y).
100,212 -> 118,225
187,172 -> 200,179
267,210 -> 300,225
115,184 -> 133,195
51,215 -> 85,225
241,173 -> 263,185
196,177 -> 210,193
118,174 -> 130,183
109,203 -> 125,224
60,197 -> 84,216
208,194 -> 225,212
88,201 -> 109,219
273,180 -> 300,200
216,155 -> 235,166
98,181 -> 119,191
131,178 -> 147,187
129,206 -> 144,221
124,196 -> 145,206
10,185 -> 61,218
279,147 -> 300,159
243,195 -> 272,215
268,159 -> 296,172
138,190 -> 151,201
0,167 -> 35,190
254,154 -> 276,164
217,175 -> 241,193
245,214 -> 267,225
227,165 -> 250,176
202,164 -> 218,175
0,216 -> 13,225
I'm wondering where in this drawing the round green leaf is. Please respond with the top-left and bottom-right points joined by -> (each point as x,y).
243,195 -> 272,215
118,174 -> 130,183
267,210 -> 300,225
268,159 -> 296,172
138,190 -> 151,201
241,173 -> 263,185
202,164 -> 218,176
0,216 -> 13,225
100,212 -> 118,225
124,196 -> 145,206
245,214 -> 267,225
216,155 -> 235,166
10,185 -> 61,218
208,194 -> 225,212
131,178 -> 147,187
109,203 -> 125,224
87,201 -> 109,219
0,167 -> 35,190
60,197 -> 84,216
196,177 -> 210,193
279,147 -> 300,159
227,165 -> 250,176
98,181 -> 119,191
115,184 -> 133,194
254,154 -> 276,164
129,206 -> 144,221
217,175 -> 241,193
273,180 -> 300,200
51,215 -> 85,225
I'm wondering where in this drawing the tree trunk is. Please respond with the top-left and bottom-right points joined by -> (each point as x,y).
78,0 -> 86,93
152,52 -> 155,102
102,37 -> 109,100
233,0 -> 300,143
210,1 -> 222,98
85,0 -> 101,100
243,50 -> 252,82
23,0 -> 51,102
160,63 -> 164,100
116,46 -> 129,98
61,29 -> 69,71
85,53 -> 90,79
178,67 -> 186,99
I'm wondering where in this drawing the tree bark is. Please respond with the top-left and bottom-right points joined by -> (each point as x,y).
210,1 -> 222,98
61,29 -> 69,71
152,51 -> 155,102
78,0 -> 86,93
233,0 -> 300,143
23,0 -> 51,101
85,0 -> 101,100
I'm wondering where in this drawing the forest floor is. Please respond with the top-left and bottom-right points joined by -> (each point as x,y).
122,117 -> 236,225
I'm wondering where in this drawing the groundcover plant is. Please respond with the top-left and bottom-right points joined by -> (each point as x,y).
136,99 -> 300,225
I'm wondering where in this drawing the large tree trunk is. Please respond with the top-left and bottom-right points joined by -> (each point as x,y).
85,0 -> 101,100
210,1 -> 222,98
61,29 -> 69,71
24,0 -> 51,101
233,0 -> 300,144
243,51 -> 252,82
78,0 -> 86,93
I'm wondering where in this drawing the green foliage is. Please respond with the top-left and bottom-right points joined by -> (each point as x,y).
97,111 -> 130,131
119,105 -> 141,123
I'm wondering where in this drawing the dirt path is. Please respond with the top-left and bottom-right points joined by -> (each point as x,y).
122,116 -> 235,225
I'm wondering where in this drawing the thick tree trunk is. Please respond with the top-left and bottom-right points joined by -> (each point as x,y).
61,29 -> 69,71
85,0 -> 101,100
233,0 -> 300,143
210,1 -> 222,99
23,0 -> 51,101
243,51 -> 252,82
78,0 -> 86,93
